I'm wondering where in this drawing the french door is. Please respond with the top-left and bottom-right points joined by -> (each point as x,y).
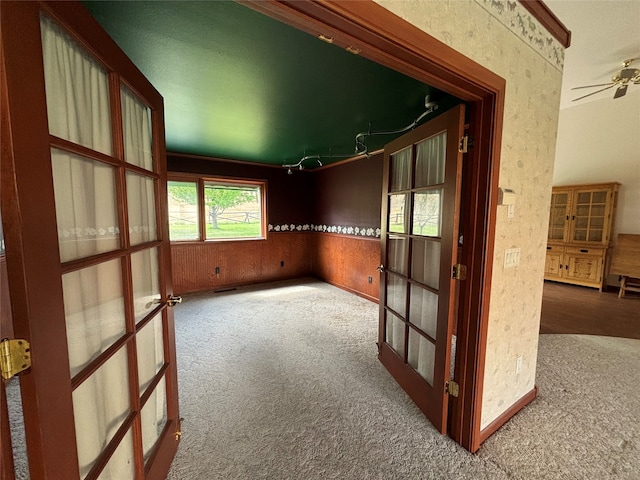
378,105 -> 465,434
1,2 -> 179,479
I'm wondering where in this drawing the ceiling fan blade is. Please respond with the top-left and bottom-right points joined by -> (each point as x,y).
572,84 -> 615,102
613,84 -> 628,98
571,83 -> 615,90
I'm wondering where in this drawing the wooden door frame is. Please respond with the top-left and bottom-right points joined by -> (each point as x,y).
1,1 -> 179,477
242,0 -> 504,452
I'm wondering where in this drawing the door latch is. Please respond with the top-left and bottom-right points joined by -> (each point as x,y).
167,295 -> 183,307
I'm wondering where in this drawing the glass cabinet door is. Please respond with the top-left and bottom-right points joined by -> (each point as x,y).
548,190 -> 571,241
570,189 -> 609,244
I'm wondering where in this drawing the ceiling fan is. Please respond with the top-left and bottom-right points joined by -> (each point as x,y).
572,59 -> 640,101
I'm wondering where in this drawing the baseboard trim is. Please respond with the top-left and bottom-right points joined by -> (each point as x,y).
325,280 -> 379,304
173,274 -> 312,296
478,385 -> 538,444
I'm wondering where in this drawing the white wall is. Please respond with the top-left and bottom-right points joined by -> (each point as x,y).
553,89 -> 640,236
375,0 -> 565,429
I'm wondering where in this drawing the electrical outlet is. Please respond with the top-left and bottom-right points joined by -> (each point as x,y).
507,204 -> 515,218
280,260 -> 285,267
516,356 -> 523,375
215,266 -> 220,275
368,276 -> 373,284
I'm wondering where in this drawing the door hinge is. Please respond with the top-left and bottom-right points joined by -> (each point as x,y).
0,338 -> 31,380
458,135 -> 473,153
446,380 -> 460,397
452,263 -> 467,280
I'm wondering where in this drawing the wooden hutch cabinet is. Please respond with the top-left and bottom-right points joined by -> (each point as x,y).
544,182 -> 619,290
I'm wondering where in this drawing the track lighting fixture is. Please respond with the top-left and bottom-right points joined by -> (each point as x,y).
282,94 -> 439,173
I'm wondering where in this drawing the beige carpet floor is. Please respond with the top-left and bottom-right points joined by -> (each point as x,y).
6,278 -> 639,479
166,278 -> 640,480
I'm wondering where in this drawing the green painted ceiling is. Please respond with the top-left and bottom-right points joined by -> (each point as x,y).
83,1 -> 460,168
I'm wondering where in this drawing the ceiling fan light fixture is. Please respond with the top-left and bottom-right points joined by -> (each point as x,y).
572,58 -> 639,101
613,84 -> 628,99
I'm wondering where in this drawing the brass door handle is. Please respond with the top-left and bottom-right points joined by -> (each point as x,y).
167,295 -> 182,307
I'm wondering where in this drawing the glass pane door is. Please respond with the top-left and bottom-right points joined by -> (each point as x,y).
378,105 -> 465,434
38,10 -> 176,479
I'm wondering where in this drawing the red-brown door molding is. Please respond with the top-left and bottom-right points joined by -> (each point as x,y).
241,0 -> 507,452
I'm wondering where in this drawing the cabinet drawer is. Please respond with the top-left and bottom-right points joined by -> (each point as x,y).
545,245 -> 565,253
565,246 -> 605,256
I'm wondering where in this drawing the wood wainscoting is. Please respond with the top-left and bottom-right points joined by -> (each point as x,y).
311,233 -> 380,302
171,232 -> 314,294
170,231 -> 381,302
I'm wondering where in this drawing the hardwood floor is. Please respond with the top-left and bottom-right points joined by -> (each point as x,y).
540,281 -> 640,339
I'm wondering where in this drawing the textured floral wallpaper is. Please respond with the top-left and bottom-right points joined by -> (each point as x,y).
374,0 -> 564,430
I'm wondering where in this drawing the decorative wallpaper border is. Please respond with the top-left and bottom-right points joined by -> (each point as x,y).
473,0 -> 564,70
57,225 -> 158,239
268,224 -> 381,238
58,225 -> 121,239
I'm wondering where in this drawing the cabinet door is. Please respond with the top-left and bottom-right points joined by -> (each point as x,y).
569,188 -> 610,244
565,253 -> 603,283
548,190 -> 571,242
544,251 -> 564,279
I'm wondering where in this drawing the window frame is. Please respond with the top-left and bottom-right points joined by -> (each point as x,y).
167,173 -> 267,243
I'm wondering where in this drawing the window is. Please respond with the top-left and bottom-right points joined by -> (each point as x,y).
167,176 -> 266,241
167,181 -> 199,240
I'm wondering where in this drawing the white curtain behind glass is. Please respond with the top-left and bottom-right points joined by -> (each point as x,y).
409,332 -> 435,386
387,314 -> 405,356
127,172 -> 157,246
137,314 -> 164,394
141,377 -> 167,462
72,348 -> 130,479
51,149 -> 120,262
390,147 -> 411,192
42,15 -> 132,480
62,260 -> 126,379
121,86 -> 153,171
416,132 -> 446,187
97,429 -> 135,480
131,248 -> 161,323
41,15 -> 112,155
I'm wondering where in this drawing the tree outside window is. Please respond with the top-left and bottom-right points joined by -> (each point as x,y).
167,178 -> 264,241
203,183 -> 261,239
